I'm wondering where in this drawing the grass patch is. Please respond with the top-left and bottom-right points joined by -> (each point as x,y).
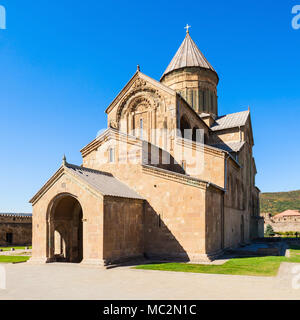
0,246 -> 32,252
135,246 -> 300,277
0,256 -> 30,263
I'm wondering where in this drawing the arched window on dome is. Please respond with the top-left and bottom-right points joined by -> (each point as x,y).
210,92 -> 214,113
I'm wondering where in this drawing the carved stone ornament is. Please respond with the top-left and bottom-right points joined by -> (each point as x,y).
133,78 -> 146,89
116,86 -> 162,123
109,120 -> 118,129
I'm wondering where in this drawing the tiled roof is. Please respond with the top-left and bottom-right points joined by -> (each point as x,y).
211,110 -> 250,131
274,210 -> 300,219
161,32 -> 216,79
0,213 -> 32,218
66,164 -> 144,200
208,141 -> 245,153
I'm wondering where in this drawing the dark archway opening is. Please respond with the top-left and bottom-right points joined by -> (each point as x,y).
49,195 -> 83,263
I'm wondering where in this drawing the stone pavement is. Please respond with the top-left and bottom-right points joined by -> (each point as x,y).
0,262 -> 300,300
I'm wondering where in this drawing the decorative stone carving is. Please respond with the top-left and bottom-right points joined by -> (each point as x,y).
133,78 -> 146,89
109,120 -> 119,129
116,86 -> 161,123
130,97 -> 152,112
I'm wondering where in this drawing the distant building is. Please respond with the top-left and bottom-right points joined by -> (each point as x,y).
273,210 -> 300,222
0,213 -> 32,246
263,210 -> 300,232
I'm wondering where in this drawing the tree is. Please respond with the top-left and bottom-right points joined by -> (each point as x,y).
265,224 -> 275,237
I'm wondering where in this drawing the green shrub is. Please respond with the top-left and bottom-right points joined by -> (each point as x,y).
265,224 -> 275,237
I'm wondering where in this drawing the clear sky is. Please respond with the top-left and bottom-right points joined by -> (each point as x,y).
0,0 -> 299,212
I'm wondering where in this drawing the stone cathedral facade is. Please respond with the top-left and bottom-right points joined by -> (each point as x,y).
30,30 -> 263,265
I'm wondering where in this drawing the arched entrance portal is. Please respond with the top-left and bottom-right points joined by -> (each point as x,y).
47,194 -> 83,263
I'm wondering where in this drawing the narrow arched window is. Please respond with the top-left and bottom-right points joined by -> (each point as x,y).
140,118 -> 143,140
109,148 -> 115,163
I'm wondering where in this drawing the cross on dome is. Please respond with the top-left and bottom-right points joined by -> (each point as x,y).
184,24 -> 191,33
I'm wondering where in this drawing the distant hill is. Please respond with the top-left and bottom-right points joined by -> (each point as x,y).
260,190 -> 300,216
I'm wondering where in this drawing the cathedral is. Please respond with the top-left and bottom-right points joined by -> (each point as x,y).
29,29 -> 263,265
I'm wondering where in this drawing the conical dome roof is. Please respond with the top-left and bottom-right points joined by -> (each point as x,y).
161,31 -> 216,80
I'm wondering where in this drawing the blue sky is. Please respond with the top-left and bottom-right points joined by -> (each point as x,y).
0,0 -> 299,212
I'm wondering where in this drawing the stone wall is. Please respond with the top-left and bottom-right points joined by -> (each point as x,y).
85,157 -> 224,262
173,138 -> 225,187
264,215 -> 300,232
0,215 -> 32,246
103,197 -> 144,264
205,187 -> 223,255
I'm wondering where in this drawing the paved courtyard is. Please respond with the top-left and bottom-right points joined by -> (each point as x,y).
0,262 -> 300,300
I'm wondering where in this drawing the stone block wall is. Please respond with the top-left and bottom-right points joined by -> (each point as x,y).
205,187 -> 223,255
90,161 -> 224,262
103,197 -> 144,264
264,218 -> 300,233
0,215 -> 32,246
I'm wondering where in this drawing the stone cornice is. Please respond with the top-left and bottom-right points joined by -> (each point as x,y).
142,164 -> 224,192
175,137 -> 225,158
175,137 -> 241,170
80,128 -> 141,158
29,166 -> 104,205
227,154 -> 242,169
80,129 -> 110,158
29,167 -> 65,204
104,196 -> 144,204
105,71 -> 139,114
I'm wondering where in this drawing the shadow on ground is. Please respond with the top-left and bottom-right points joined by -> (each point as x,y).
106,239 -> 300,269
219,238 -> 300,260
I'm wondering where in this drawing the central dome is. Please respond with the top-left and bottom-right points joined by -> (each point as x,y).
161,31 -> 216,80
161,30 -> 219,117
